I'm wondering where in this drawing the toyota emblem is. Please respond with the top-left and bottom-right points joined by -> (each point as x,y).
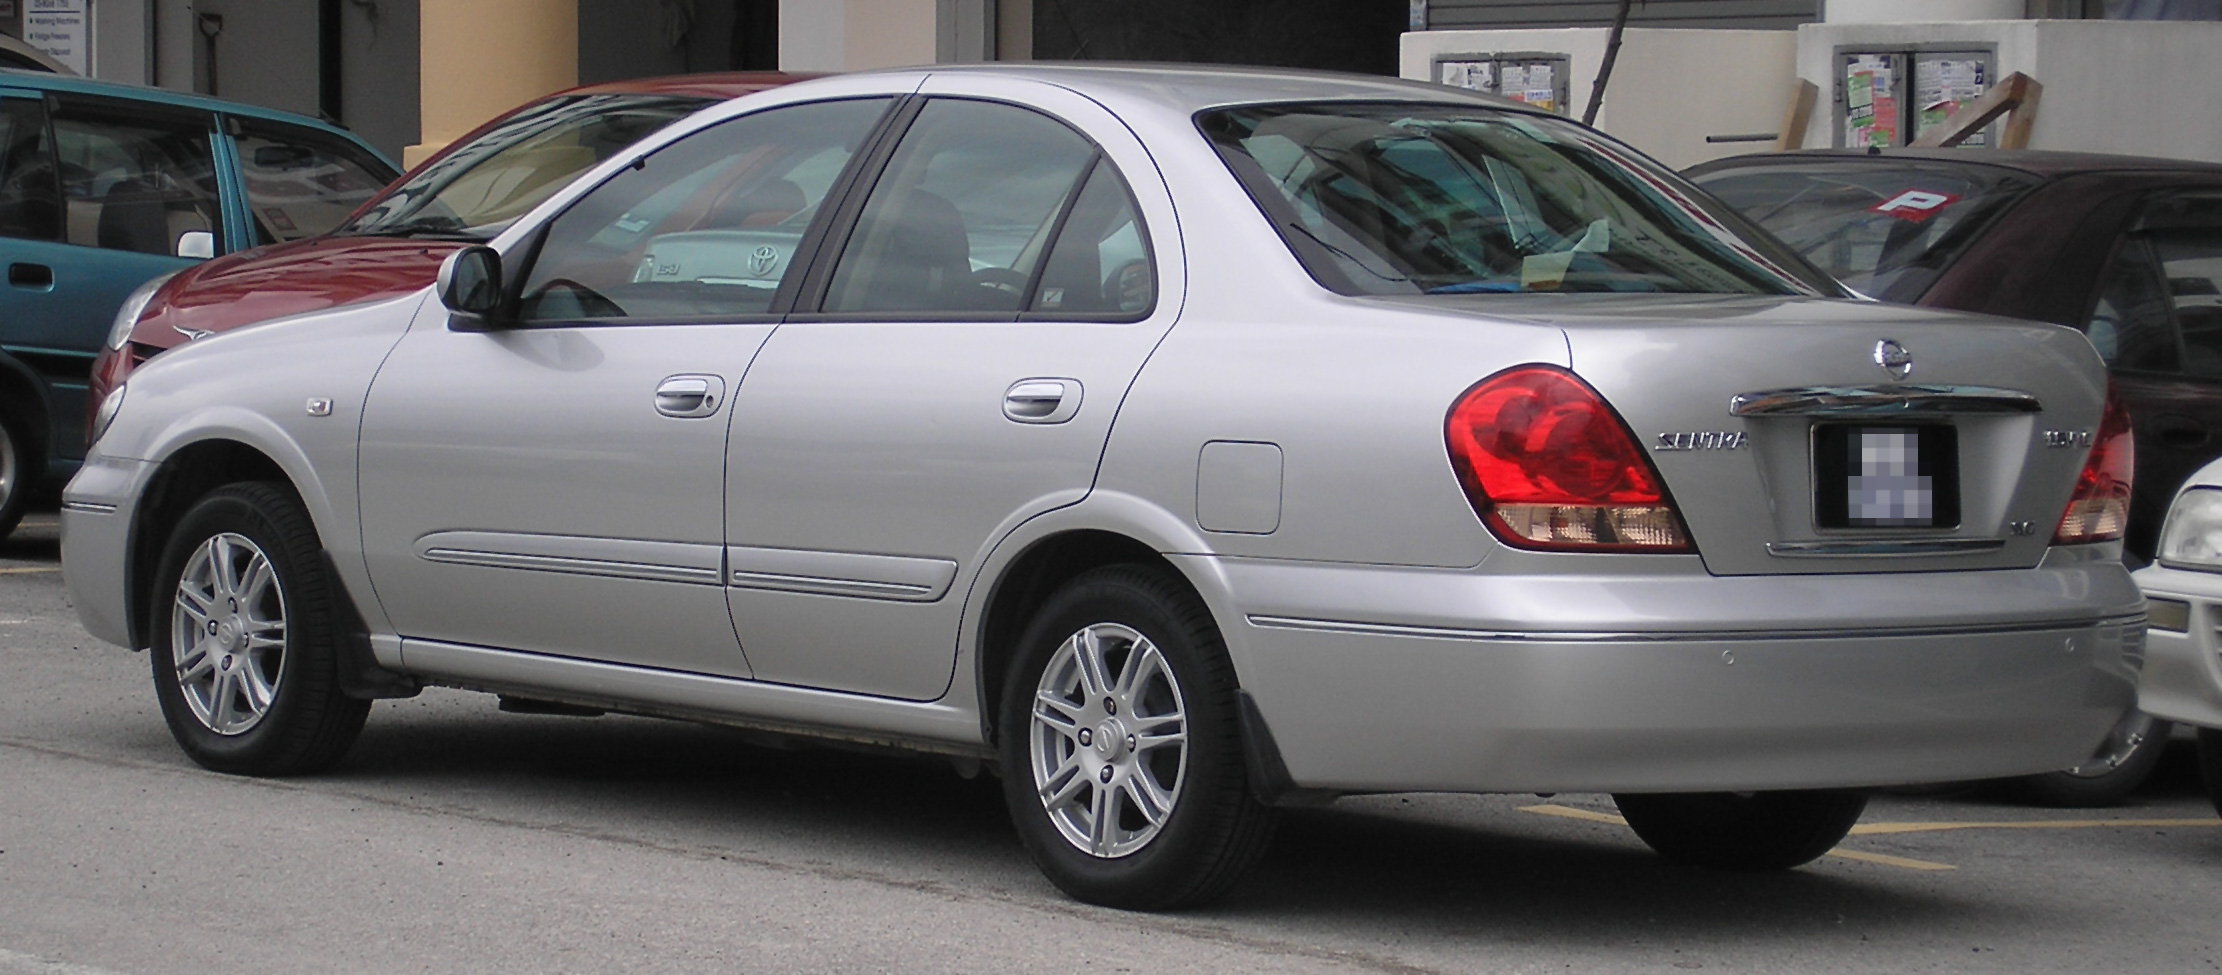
748,245 -> 780,278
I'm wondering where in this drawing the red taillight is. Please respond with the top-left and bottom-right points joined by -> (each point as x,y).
1445,365 -> 1692,552
2054,383 -> 2134,545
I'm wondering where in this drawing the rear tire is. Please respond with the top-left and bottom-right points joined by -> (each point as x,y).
1997,712 -> 2170,808
148,482 -> 368,776
2196,728 -> 2222,820
1614,790 -> 1867,871
997,564 -> 1277,909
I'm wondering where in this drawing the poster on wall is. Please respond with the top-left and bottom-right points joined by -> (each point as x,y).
1844,54 -> 1898,149
24,0 -> 88,74
1915,57 -> 1991,147
1437,59 -> 1493,92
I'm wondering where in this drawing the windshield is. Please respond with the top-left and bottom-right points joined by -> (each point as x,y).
1689,160 -> 2038,303
1199,103 -> 1834,298
339,92 -> 713,240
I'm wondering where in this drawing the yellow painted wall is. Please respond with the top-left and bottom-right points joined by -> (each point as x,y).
406,0 -> 580,168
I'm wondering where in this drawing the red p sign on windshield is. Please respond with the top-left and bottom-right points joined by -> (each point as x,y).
1870,189 -> 1961,221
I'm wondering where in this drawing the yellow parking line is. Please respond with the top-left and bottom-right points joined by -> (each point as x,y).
1825,849 -> 1956,871
1523,803 -> 1628,825
0,567 -> 56,574
1850,818 -> 2222,835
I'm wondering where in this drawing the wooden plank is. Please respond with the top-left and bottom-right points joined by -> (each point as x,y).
1908,72 -> 2042,149
1776,78 -> 1818,151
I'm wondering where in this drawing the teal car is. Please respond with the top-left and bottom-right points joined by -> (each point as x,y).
0,69 -> 397,537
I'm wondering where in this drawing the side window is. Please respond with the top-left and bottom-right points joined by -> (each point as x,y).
0,97 -> 60,242
2087,237 -> 2179,372
2152,231 -> 2222,379
49,100 -> 224,257
823,99 -> 1098,316
514,97 -> 892,324
1026,160 -> 1153,317
233,121 -> 394,244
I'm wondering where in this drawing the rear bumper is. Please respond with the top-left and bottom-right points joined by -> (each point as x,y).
2132,564 -> 2222,729
1189,552 -> 2144,795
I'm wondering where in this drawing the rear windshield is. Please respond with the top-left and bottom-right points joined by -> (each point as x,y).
340,92 -> 714,241
1198,102 -> 1835,298
1689,160 -> 2038,303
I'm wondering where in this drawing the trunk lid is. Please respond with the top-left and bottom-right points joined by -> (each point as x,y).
1377,294 -> 2107,576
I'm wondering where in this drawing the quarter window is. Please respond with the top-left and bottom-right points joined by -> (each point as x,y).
513,97 -> 892,323
48,100 -> 224,257
823,99 -> 1102,316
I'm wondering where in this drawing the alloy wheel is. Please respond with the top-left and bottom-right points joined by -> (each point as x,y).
169,531 -> 288,735
1027,622 -> 1189,858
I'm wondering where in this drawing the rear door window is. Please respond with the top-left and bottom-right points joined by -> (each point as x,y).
2086,195 -> 2222,377
232,120 -> 396,245
48,98 -> 224,258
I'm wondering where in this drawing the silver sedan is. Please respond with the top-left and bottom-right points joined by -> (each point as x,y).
63,65 -> 2143,909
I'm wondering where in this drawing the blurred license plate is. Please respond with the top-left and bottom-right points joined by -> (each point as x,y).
1813,424 -> 1960,529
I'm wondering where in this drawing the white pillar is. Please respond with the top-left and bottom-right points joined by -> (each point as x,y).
1824,0 -> 2027,22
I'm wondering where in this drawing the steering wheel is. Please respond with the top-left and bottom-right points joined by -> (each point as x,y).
970,266 -> 1033,297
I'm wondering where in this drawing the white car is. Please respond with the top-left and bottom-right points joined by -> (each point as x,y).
2133,457 -> 2222,811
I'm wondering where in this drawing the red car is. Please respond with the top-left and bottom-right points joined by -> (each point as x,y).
89,73 -> 802,429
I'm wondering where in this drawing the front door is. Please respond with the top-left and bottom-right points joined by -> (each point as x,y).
358,96 -> 895,675
724,83 -> 1179,700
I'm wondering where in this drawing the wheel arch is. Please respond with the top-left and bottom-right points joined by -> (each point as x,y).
123,438 -> 293,649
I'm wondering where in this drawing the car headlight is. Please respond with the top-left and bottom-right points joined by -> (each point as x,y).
89,384 -> 125,450
2158,488 -> 2222,570
105,271 -> 178,351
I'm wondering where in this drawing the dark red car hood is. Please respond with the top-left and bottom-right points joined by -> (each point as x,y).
132,236 -> 462,351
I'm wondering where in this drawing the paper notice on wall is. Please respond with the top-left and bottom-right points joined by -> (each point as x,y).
1523,63 -> 1556,112
1437,59 -> 1493,92
24,0 -> 88,74
1844,54 -> 1897,148
1915,58 -> 1990,146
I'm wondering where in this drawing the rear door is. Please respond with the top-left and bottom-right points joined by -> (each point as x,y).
720,77 -> 1181,701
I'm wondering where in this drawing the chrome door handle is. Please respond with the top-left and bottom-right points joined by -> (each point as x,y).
1004,378 -> 1082,424
655,374 -> 725,418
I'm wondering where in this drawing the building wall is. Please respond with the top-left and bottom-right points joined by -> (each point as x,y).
1424,0 -> 1820,31
1402,27 -> 1799,168
1795,18 -> 2222,161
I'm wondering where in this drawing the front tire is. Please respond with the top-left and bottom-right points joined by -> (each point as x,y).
148,482 -> 368,775
997,565 -> 1276,909
1614,790 -> 1867,871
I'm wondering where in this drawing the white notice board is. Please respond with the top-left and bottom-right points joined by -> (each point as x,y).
24,0 -> 88,75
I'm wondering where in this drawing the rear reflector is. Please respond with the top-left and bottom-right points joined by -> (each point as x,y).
1445,365 -> 1692,552
2054,383 -> 2133,545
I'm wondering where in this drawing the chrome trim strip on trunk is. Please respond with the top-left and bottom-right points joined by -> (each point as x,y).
1766,538 -> 2007,557
1728,384 -> 2042,417
724,546 -> 958,602
1245,613 -> 2143,644
415,531 -> 724,586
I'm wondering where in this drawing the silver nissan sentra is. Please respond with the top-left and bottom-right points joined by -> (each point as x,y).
62,65 -> 2143,908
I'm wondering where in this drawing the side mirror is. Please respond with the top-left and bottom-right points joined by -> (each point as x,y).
175,230 -> 215,260
437,245 -> 503,331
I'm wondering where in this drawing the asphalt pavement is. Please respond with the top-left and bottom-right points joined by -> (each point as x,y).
5,510 -> 2222,974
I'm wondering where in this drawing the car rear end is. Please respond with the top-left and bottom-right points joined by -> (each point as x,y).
1123,90 -> 2142,797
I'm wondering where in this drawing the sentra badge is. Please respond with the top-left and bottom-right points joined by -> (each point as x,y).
1655,431 -> 1747,451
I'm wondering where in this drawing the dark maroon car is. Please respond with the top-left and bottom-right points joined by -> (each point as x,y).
1691,148 -> 2222,807
90,72 -> 803,428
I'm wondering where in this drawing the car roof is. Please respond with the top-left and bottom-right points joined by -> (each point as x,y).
1688,147 -> 2222,180
837,61 -> 1536,115
0,66 -> 373,144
